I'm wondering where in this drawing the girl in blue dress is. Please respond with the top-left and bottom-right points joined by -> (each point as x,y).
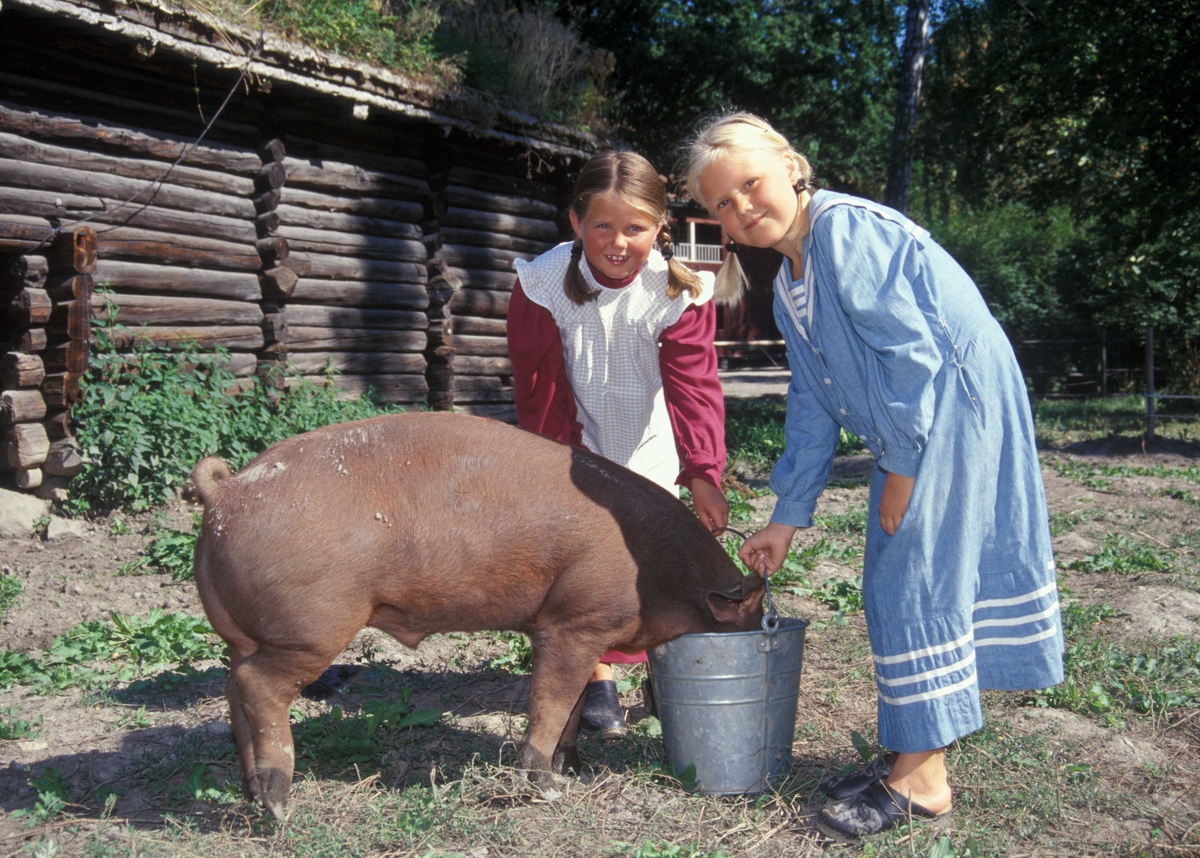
684,112 -> 1064,840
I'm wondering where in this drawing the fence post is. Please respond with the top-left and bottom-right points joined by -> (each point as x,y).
1145,325 -> 1156,440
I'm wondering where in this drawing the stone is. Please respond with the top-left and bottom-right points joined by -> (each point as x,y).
0,487 -> 49,538
44,516 -> 87,542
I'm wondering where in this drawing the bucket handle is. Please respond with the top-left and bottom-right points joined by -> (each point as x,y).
712,526 -> 779,633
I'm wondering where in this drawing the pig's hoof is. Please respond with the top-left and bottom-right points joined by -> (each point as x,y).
255,767 -> 292,820
527,768 -> 567,801
552,745 -> 581,776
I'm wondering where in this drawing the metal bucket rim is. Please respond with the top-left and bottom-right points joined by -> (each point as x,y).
655,615 -> 809,646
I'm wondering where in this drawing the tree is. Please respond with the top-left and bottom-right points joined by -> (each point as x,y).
884,0 -> 929,213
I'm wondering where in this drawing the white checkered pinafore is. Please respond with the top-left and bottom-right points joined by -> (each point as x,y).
513,242 -> 714,493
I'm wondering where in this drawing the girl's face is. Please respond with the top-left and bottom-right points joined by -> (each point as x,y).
698,149 -> 804,254
569,192 -> 663,280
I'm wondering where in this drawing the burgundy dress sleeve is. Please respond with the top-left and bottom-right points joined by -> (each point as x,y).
507,279 -> 583,446
659,300 -> 726,489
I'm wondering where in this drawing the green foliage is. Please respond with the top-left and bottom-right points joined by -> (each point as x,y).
69,316 -> 398,514
12,767 -> 72,825
0,611 -> 222,693
0,571 -> 22,619
814,576 -> 864,618
609,837 -> 728,858
814,508 -> 868,535
489,631 -> 533,674
120,514 -> 201,581
292,690 -> 441,771
1026,597 -> 1200,720
1067,536 -> 1172,575
0,707 -> 42,741
725,400 -> 864,473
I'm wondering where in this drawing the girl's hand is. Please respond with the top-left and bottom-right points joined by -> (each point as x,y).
738,522 -> 798,576
879,472 -> 915,535
690,477 -> 729,532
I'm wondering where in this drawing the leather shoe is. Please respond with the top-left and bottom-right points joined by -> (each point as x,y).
814,779 -> 951,841
581,679 -> 626,738
818,752 -> 896,800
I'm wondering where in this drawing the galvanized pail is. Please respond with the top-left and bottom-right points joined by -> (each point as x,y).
647,559 -> 807,795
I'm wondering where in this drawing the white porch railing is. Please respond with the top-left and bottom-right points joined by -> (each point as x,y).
673,243 -> 724,263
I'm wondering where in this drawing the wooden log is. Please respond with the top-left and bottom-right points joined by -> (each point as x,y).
0,158 -> 256,220
9,287 -> 52,325
449,288 -> 510,317
259,138 -> 286,164
452,355 -> 513,376
275,204 -> 424,241
41,373 -> 82,408
444,185 -> 559,220
1,255 -> 48,289
91,260 -> 262,301
287,251 -> 426,284
1,353 -> 45,389
0,101 -> 261,175
256,161 -> 287,192
1,389 -> 47,424
282,134 -> 427,181
262,304 -> 287,345
279,187 -> 423,223
17,329 -> 47,352
256,237 -> 289,265
68,293 -> 264,327
254,188 -> 282,214
287,327 -> 427,352
286,373 -> 429,403
41,341 -> 89,374
447,165 -> 558,204
43,437 -> 84,477
452,315 -> 508,337
257,211 -> 280,235
45,299 -> 91,342
285,305 -> 428,331
43,410 -> 71,439
48,226 -> 96,274
452,334 -> 511,357
275,226 -> 427,263
286,352 -> 427,375
453,402 -> 517,421
93,228 -> 261,271
445,267 -> 516,292
439,244 -> 534,273
0,215 -> 53,253
0,132 -> 257,197
5,422 -> 50,468
0,187 -> 258,244
439,227 -> 554,255
441,206 -> 561,242
261,266 -> 299,300
288,279 -> 430,310
282,157 -> 429,200
43,273 -> 93,302
450,375 -> 505,392
105,326 -> 265,350
15,467 -> 43,490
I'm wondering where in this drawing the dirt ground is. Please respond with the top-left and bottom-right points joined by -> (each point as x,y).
0,428 -> 1198,855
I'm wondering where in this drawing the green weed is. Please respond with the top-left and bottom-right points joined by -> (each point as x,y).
489,631 -> 533,675
12,767 -> 72,825
0,571 -> 22,618
120,514 -> 200,580
0,707 -> 42,740
814,576 -> 864,618
1049,510 -> 1087,535
0,610 -> 221,693
292,690 -> 441,772
815,508 -> 868,534
1067,535 -> 1172,574
725,400 -> 863,473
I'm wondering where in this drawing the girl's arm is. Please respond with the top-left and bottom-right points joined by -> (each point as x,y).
767,299 -> 843,529
816,207 -> 942,479
507,279 -> 583,446
659,300 -> 728,531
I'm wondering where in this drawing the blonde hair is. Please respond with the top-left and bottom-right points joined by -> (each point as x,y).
682,112 -> 814,304
565,150 -> 704,305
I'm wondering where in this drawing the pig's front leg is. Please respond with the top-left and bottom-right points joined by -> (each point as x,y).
518,630 -> 605,789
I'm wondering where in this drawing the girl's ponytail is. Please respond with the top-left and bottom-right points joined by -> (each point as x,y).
713,241 -> 748,305
659,225 -> 703,300
563,238 -> 600,304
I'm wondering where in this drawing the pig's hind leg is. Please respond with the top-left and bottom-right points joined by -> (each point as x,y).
229,644 -> 337,819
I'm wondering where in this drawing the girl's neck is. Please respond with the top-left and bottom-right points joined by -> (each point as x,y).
777,190 -> 813,279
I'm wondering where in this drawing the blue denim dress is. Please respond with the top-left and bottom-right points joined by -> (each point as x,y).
770,190 -> 1064,753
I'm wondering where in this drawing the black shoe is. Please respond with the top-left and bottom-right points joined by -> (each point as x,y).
581,679 -> 626,738
818,753 -> 896,801
642,675 -> 658,718
814,779 -> 951,842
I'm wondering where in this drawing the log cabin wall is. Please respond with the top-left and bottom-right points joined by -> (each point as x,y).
0,0 -> 590,495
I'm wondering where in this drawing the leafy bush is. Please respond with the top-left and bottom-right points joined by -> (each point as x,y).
69,317 -> 399,514
121,514 -> 202,581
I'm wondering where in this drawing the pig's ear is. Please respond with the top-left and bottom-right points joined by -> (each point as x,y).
706,573 -> 767,624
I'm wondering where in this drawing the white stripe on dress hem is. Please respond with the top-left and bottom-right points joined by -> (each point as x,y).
875,651 -> 976,688
878,671 -> 978,706
974,581 -> 1057,611
973,603 -> 1060,630
974,625 -> 1060,648
873,629 -> 974,667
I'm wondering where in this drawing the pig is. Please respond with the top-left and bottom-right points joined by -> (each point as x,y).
190,411 -> 765,818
